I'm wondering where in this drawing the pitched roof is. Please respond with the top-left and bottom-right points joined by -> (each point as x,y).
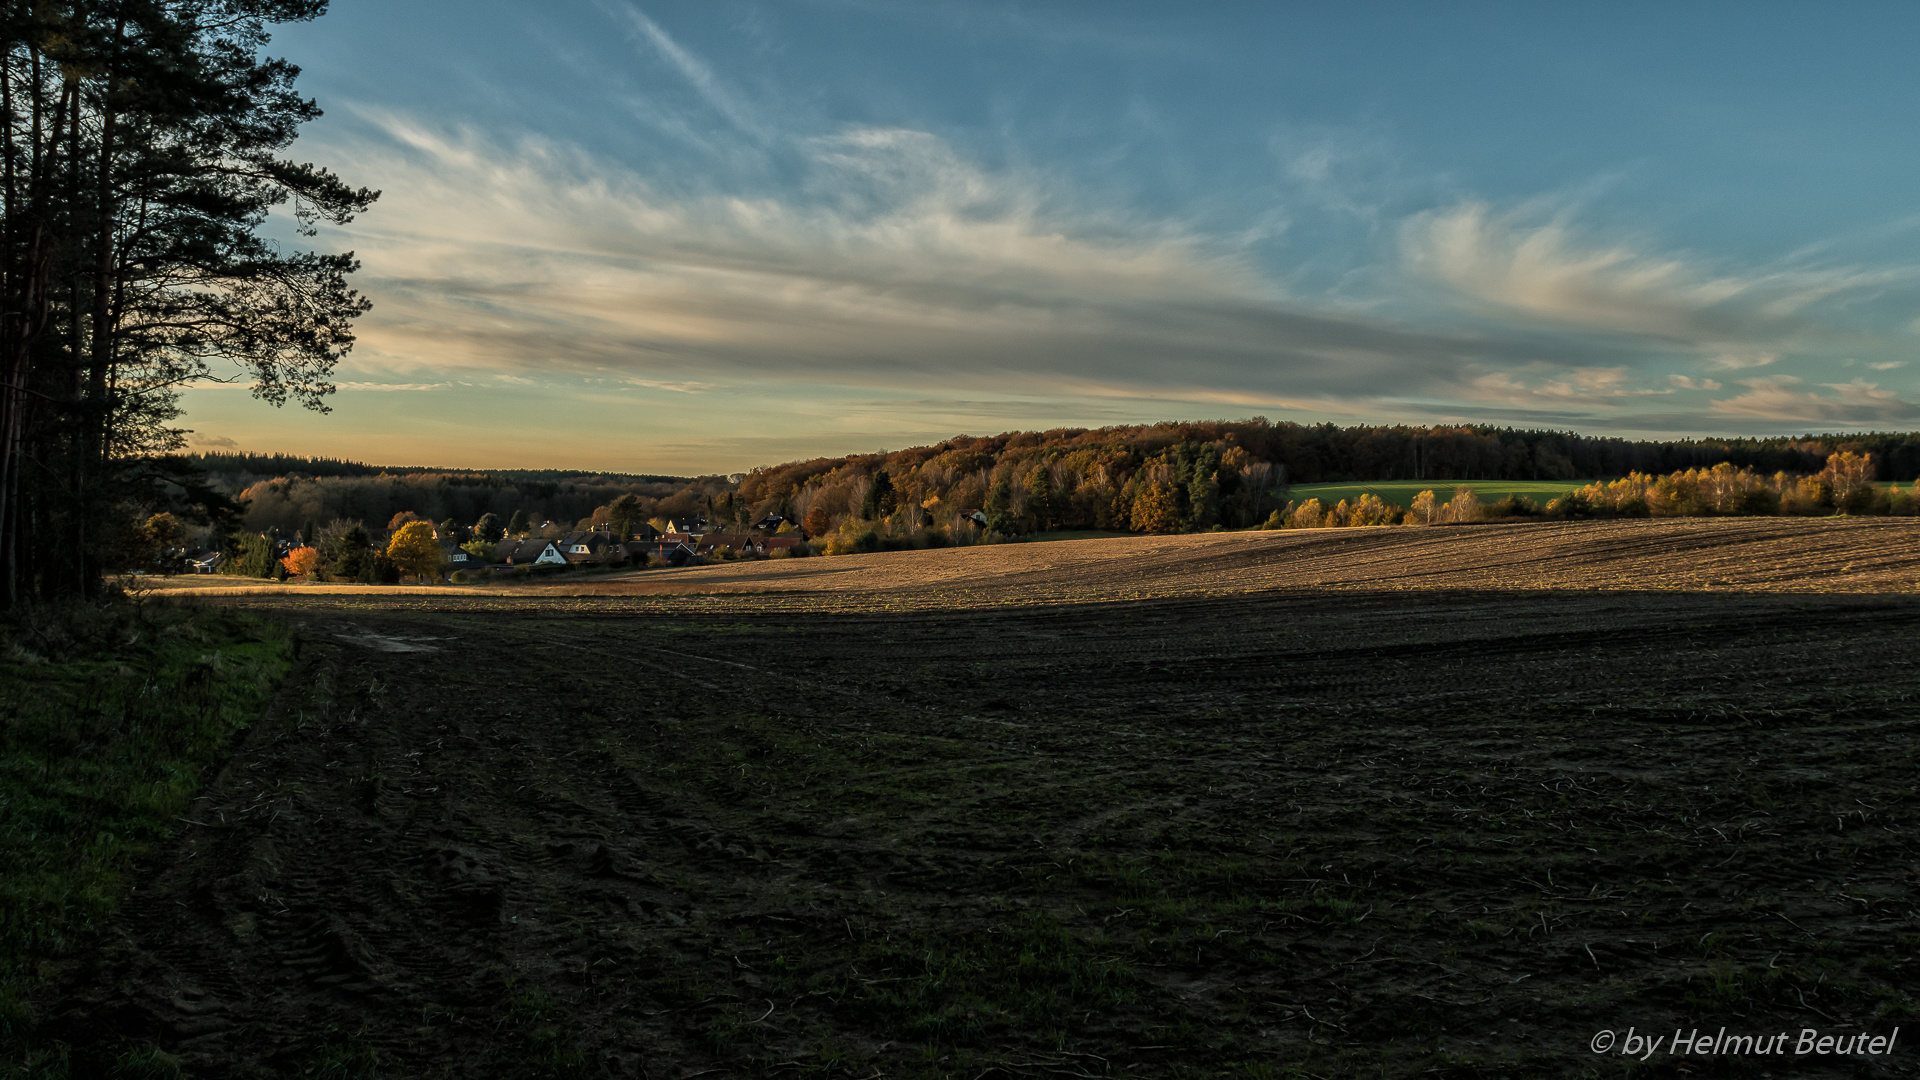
494,538 -> 563,564
695,532 -> 760,553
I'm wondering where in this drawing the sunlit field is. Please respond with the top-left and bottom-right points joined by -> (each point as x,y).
135,516 -> 1920,609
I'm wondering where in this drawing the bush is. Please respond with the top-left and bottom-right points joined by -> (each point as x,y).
1736,487 -> 1781,515
359,552 -> 401,585
1545,491 -> 1594,519
1482,495 -> 1540,519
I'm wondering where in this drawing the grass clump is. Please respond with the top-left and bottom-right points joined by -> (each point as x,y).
0,599 -> 291,1056
841,910 -> 1147,1046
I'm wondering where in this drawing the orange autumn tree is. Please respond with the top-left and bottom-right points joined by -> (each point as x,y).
280,546 -> 321,578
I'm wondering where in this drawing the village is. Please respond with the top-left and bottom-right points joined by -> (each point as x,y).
477,514 -> 810,571
181,513 -> 819,579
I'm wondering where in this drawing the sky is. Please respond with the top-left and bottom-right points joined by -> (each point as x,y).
179,1 -> 1920,473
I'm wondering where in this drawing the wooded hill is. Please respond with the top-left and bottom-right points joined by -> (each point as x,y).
735,420 -> 1920,542
186,452 -> 691,486
218,466 -> 728,537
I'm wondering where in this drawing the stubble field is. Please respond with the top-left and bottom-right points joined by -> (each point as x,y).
44,519 -> 1920,1078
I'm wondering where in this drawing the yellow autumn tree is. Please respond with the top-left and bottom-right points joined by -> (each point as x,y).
386,521 -> 443,583
1128,467 -> 1183,532
1819,451 -> 1878,513
1407,490 -> 1436,525
1347,493 -> 1398,526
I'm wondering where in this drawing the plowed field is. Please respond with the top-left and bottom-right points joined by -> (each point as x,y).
43,520 -> 1920,1078
145,517 -> 1920,610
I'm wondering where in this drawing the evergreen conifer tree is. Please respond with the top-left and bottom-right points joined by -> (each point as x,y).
0,0 -> 375,606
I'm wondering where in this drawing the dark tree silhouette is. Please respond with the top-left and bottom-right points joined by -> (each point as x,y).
0,0 -> 376,605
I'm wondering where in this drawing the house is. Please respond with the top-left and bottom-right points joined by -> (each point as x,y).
760,536 -> 806,555
628,540 -> 699,567
493,538 -> 566,567
631,522 -> 661,542
558,531 -> 617,564
187,549 -> 223,574
695,532 -> 765,556
442,545 -> 487,571
956,509 -> 988,527
665,516 -> 708,537
751,514 -> 786,533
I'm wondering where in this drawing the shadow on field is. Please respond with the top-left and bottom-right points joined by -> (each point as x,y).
40,589 -> 1920,1078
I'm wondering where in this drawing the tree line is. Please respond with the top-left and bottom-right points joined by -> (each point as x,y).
0,0 -> 374,607
1271,453 -> 1913,530
224,469 -> 733,539
733,420 -> 1920,549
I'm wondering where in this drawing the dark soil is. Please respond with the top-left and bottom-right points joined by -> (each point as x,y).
38,589 -> 1920,1078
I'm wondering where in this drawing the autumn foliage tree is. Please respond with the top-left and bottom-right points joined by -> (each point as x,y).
385,521 -> 441,582
280,546 -> 320,578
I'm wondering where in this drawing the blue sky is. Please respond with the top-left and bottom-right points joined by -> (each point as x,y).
181,1 -> 1920,472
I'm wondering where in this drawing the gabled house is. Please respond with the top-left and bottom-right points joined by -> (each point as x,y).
751,514 -> 786,533
558,531 -> 617,563
629,539 -> 699,567
494,538 -> 566,567
695,532 -> 762,556
631,522 -> 661,542
760,536 -> 805,555
187,550 -> 223,574
665,517 -> 709,537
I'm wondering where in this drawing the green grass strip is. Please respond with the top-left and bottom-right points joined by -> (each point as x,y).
0,600 -> 291,1052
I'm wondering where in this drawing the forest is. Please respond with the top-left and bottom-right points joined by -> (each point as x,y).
214,464 -> 729,538
731,420 -> 1920,550
175,422 -> 1920,566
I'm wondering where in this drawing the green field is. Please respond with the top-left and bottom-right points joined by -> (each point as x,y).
1287,478 -> 1588,509
1025,529 -> 1133,543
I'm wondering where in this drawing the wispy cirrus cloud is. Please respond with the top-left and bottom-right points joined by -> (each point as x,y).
319,107 -> 1558,409
1710,375 -> 1920,422
1400,201 -> 1914,347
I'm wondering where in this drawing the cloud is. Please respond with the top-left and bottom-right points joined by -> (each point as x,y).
1706,351 -> 1779,371
1401,202 -> 1911,348
596,1 -> 764,136
320,107 -> 1595,412
273,14 -> 1920,444
188,432 -> 239,449
315,107 -> 1920,439
1711,376 -> 1920,423
1459,366 -> 1678,410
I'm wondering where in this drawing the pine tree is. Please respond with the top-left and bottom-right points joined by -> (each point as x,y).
0,1 -> 375,606
861,470 -> 896,520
